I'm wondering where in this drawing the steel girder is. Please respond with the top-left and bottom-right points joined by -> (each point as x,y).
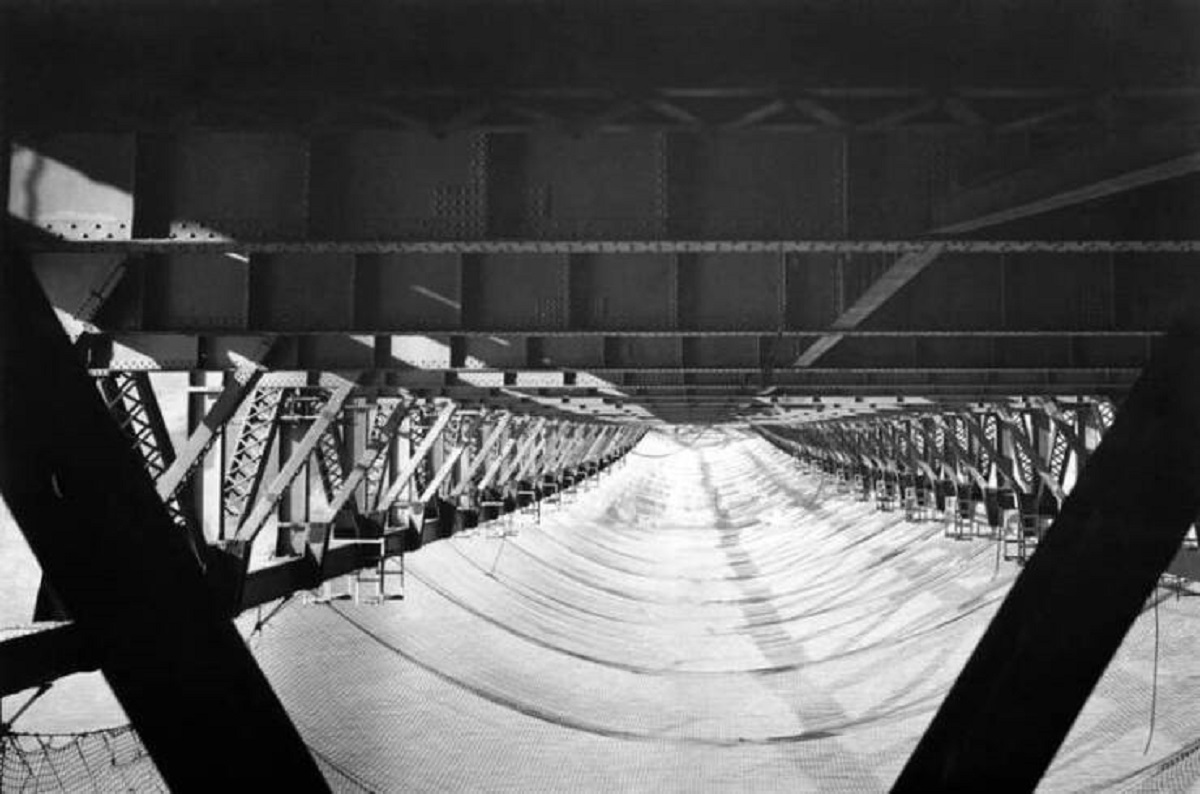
95,371 -> 201,545
18,85 -> 1200,138
324,399 -> 409,520
33,239 -> 1200,255
893,327 -> 1200,790
0,239 -> 328,790
237,379 -> 357,542
376,403 -> 459,513
767,402 -> 1119,500
1,379 -> 639,699
156,366 -> 263,510
451,413 -> 514,498
222,385 -> 287,534
313,420 -> 353,508
498,418 -> 549,485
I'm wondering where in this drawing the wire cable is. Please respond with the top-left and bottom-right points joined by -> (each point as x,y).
1144,587 -> 1161,755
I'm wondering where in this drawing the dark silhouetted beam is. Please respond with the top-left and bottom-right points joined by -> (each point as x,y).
0,624 -> 97,696
893,323 -> 1200,792
0,249 -> 327,790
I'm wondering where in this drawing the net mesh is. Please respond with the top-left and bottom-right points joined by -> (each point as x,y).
7,430 -> 1200,792
0,726 -> 376,793
0,726 -> 164,793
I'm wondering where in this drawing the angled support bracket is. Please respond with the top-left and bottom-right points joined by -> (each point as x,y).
376,403 -> 458,513
498,418 -> 548,485
323,399 -> 409,520
237,378 -> 358,542
452,413 -> 514,498
478,437 -> 519,491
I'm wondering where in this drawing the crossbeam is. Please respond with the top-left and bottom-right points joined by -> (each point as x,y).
29,239 -> 1200,255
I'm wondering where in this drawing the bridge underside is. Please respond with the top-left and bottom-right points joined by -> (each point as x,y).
7,1 -> 1200,427
4,2 -> 1200,791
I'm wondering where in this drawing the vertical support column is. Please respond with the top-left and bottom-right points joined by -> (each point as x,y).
384,411 -> 412,509
187,371 -> 225,543
348,401 -> 369,508
275,403 -> 310,555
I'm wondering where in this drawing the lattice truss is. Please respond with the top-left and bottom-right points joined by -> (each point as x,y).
223,385 -> 287,529
95,373 -> 195,535
759,398 -> 1128,564
92,370 -> 628,550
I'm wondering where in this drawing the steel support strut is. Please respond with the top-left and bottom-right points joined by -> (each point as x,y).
0,249 -> 327,790
893,324 -> 1200,792
451,412 -> 513,498
324,399 -> 408,519
377,403 -> 457,512
238,379 -> 357,542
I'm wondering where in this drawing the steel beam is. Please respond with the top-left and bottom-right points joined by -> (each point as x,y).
554,425 -> 599,473
323,399 -> 409,519
478,438 -> 518,491
376,403 -> 458,512
935,131 -> 1200,234
312,420 -> 352,506
33,239 -> 1200,255
961,414 -> 1021,492
575,426 -> 616,469
223,386 -> 286,534
998,410 -> 1066,500
157,367 -> 264,502
0,247 -> 326,789
939,417 -> 988,489
508,421 -> 552,484
237,379 -> 357,542
792,246 -> 946,367
451,413 -> 514,497
97,372 -> 199,541
894,323 -> 1200,791
534,424 -> 582,478
495,418 -> 547,485
418,446 -> 466,503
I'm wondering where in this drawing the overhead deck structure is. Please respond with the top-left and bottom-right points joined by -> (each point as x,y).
3,1 -> 1200,790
